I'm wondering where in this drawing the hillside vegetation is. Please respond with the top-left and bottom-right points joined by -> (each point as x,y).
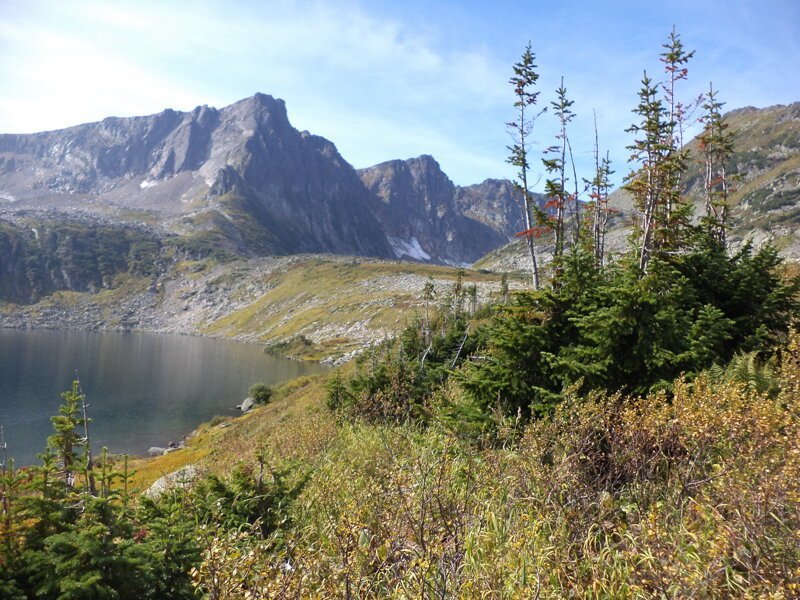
0,253 -> 516,362
2,322 -> 799,597
2,29 -> 800,600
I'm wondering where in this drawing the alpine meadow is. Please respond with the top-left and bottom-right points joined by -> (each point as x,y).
1,19 -> 800,600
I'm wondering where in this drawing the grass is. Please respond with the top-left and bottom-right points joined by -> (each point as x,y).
130,329 -> 800,597
126,372 -> 336,491
178,333 -> 800,597
199,258 -> 510,360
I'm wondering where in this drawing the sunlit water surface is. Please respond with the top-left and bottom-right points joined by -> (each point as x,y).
0,329 -> 326,466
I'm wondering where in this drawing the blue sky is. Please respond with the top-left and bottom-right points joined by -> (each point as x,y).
1,0 -> 798,188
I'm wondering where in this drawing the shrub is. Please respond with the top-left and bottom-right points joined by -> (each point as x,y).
461,238 -> 799,419
249,383 -> 274,405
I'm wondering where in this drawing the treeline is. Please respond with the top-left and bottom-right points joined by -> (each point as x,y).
329,28 -> 799,431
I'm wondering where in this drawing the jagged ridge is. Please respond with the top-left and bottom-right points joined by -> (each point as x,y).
0,94 -> 521,266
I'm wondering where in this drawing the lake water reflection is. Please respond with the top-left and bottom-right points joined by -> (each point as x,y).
0,329 -> 326,466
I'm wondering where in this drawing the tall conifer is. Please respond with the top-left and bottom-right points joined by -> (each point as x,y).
698,83 -> 735,247
507,43 -> 545,289
626,71 -> 669,272
543,78 -> 576,264
587,113 -> 614,267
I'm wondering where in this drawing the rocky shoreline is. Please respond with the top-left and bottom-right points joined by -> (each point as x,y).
0,253 -> 513,364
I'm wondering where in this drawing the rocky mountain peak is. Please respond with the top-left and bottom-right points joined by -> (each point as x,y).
454,178 -> 527,239
0,93 -> 523,266
358,155 -> 506,265
221,93 -> 289,131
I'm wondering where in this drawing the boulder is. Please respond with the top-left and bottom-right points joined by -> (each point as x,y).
144,464 -> 201,500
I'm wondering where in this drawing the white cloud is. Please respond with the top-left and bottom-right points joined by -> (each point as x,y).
0,0 -> 797,187
0,0 -> 515,183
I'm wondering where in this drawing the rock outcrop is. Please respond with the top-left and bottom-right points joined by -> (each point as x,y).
455,178 -> 528,239
359,155 -> 508,265
0,93 -> 531,286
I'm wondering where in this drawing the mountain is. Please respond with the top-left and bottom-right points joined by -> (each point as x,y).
476,102 -> 800,272
358,156 -> 510,265
0,94 -> 522,276
0,94 -> 393,258
454,178 -> 526,238
687,101 -> 800,254
608,102 -> 800,256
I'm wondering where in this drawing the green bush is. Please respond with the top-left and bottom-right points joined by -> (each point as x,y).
248,383 -> 274,405
461,235 -> 799,418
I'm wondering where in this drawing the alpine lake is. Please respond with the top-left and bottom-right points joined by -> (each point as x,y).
0,329 -> 327,466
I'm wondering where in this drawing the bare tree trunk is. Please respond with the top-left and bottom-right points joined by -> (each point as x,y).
524,210 -> 540,290
639,164 -> 657,273
76,373 -> 96,496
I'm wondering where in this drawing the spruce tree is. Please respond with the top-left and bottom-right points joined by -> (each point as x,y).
658,27 -> 696,248
626,71 -> 668,273
0,428 -> 24,563
660,26 -> 696,151
47,381 -> 86,492
542,78 -> 576,263
587,112 -> 614,267
698,83 -> 735,247
507,43 -> 545,289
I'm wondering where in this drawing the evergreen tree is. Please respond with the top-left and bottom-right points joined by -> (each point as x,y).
625,71 -> 670,272
542,78 -> 576,263
658,27 -> 696,247
460,231 -> 798,415
507,43 -> 545,289
586,113 -> 614,267
698,83 -> 735,247
422,276 -> 436,342
27,497 -> 157,599
47,381 -> 86,492
625,29 -> 697,274
499,272 -> 509,304
660,26 -> 696,151
1,429 -> 25,590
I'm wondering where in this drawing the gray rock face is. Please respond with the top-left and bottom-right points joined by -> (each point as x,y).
455,178 -> 530,239
0,94 -> 522,267
359,155 -> 507,265
0,94 -> 393,258
0,105 -> 215,194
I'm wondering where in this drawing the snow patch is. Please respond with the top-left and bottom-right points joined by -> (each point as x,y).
139,179 -> 159,190
0,191 -> 17,202
31,227 -> 39,241
388,237 -> 431,261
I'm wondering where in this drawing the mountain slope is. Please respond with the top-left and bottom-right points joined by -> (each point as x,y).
476,102 -> 800,273
0,94 -> 393,258
687,102 -> 800,254
0,94 -> 524,268
454,177 -> 526,238
358,155 -> 509,265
